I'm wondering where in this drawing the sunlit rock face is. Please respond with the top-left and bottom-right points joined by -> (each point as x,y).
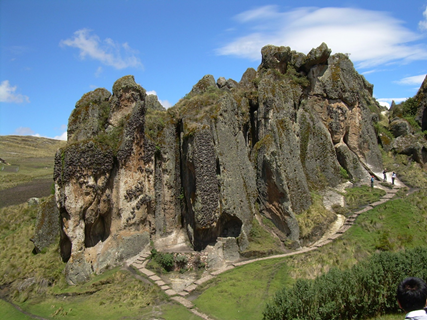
55,44 -> 383,283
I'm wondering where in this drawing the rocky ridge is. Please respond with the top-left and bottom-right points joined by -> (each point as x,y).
54,43 -> 385,284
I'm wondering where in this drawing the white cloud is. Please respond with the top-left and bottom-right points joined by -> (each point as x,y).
146,90 -> 157,95
54,131 -> 67,141
95,66 -> 103,77
60,29 -> 143,69
419,6 -> 427,31
376,98 -> 408,109
217,6 -> 427,68
395,74 -> 427,85
13,126 -> 67,140
0,80 -> 30,103
159,100 -> 172,109
14,127 -> 37,135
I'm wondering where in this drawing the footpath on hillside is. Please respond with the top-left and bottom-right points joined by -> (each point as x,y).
126,179 -> 405,319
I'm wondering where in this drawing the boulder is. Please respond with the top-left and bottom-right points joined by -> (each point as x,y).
335,142 -> 371,181
217,77 -> 227,88
31,195 -> 59,254
190,74 -> 216,95
239,68 -> 257,89
389,118 -> 411,137
301,42 -> 331,72
392,135 -> 427,165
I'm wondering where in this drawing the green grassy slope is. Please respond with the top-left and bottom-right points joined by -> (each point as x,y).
0,136 -> 65,207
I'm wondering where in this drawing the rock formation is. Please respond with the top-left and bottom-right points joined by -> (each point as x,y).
54,43 -> 383,284
31,195 -> 60,254
385,75 -> 427,167
415,75 -> 427,132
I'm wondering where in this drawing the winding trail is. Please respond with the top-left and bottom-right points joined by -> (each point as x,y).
127,183 -> 405,319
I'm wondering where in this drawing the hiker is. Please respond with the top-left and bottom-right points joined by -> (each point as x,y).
383,169 -> 387,181
392,172 -> 397,185
396,277 -> 427,319
371,175 -> 374,188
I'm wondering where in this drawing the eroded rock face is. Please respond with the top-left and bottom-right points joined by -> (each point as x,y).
415,75 -> 427,131
55,44 -> 384,283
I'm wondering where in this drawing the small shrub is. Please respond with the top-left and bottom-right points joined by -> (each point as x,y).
331,204 -> 349,216
375,231 -> 395,251
339,166 -> 350,180
175,254 -> 188,269
149,249 -> 174,272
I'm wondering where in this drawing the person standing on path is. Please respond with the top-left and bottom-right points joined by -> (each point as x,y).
371,175 -> 374,188
392,172 -> 397,185
383,169 -> 387,181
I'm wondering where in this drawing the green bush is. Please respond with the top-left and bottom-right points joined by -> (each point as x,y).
175,254 -> 188,269
339,166 -> 350,180
263,247 -> 427,320
149,249 -> 175,272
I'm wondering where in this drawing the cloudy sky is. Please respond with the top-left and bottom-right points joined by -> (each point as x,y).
1,0 -> 427,140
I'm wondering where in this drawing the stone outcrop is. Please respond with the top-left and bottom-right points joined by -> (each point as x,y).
54,44 -> 384,283
392,135 -> 427,165
386,76 -> 427,166
31,195 -> 59,254
415,75 -> 427,131
389,118 -> 411,137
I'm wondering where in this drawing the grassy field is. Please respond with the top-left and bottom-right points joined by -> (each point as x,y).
0,136 -> 65,207
0,299 -> 34,320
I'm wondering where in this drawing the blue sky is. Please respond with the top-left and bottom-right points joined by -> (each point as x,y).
1,0 -> 427,140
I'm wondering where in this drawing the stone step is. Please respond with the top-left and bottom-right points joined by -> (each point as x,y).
210,265 -> 234,276
138,268 -> 155,277
165,289 -> 178,297
171,296 -> 194,308
178,291 -> 188,297
184,284 -> 198,293
194,275 -> 214,286
150,275 -> 161,281
155,280 -> 166,286
190,308 -> 214,320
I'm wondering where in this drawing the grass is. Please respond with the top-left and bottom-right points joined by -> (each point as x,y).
22,268 -> 162,320
344,185 -> 386,211
194,258 -> 292,320
0,135 -> 65,191
296,192 -> 336,241
161,303 -> 205,320
241,216 -> 283,256
0,200 -> 198,320
0,299 -> 34,320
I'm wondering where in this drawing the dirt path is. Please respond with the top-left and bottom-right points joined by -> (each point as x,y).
127,184 -> 404,317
